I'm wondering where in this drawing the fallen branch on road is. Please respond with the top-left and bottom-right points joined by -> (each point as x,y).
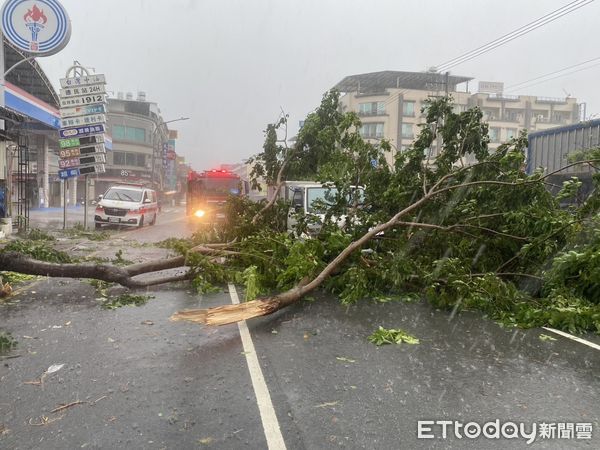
50,400 -> 87,414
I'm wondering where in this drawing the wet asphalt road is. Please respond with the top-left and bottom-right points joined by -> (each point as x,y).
1,208 -> 599,449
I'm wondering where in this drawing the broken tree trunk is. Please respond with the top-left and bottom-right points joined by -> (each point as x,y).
0,240 -> 239,289
0,251 -> 190,288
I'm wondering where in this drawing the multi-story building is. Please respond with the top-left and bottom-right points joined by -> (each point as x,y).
334,71 -> 581,165
97,93 -> 170,196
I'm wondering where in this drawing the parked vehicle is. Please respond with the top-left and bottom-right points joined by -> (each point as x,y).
94,184 -> 158,229
279,181 -> 365,233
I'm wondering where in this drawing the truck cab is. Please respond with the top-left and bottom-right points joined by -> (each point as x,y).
279,181 -> 364,233
187,169 -> 248,224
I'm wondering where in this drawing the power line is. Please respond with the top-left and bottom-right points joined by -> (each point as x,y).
505,60 -> 600,93
504,56 -> 600,91
437,0 -> 593,71
436,0 -> 595,72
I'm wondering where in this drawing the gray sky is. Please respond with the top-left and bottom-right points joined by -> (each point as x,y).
38,0 -> 600,171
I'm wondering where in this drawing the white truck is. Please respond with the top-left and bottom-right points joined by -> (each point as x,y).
278,181 -> 364,233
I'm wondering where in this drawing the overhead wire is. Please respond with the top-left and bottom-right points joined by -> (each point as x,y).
505,60 -> 600,93
436,0 -> 595,72
359,1 -> 597,143
503,56 -> 600,91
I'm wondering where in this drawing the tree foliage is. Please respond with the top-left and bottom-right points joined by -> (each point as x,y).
177,91 -> 600,333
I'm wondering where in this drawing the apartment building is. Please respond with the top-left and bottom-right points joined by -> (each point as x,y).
335,71 -> 580,165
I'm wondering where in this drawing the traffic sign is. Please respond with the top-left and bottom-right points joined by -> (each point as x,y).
58,69 -> 108,179
60,104 -> 106,119
79,164 -> 105,175
59,134 -> 105,149
61,113 -> 106,128
59,144 -> 106,159
59,94 -> 106,108
59,124 -> 106,139
59,83 -> 106,98
58,164 -> 105,179
59,74 -> 106,88
58,153 -> 106,169
58,168 -> 80,179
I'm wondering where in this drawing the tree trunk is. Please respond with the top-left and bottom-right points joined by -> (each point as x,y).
0,252 -> 191,288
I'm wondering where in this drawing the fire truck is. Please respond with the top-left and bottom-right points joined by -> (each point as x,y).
186,169 -> 248,223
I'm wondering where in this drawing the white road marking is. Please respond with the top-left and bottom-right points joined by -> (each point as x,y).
542,327 -> 600,351
228,283 -> 287,450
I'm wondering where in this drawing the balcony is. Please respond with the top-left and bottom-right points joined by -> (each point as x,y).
500,114 -> 522,123
487,94 -> 520,102
362,133 -> 385,139
536,116 -> 568,125
358,111 -> 387,117
355,90 -> 389,98
536,96 -> 568,104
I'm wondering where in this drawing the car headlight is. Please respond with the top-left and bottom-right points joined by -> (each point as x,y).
194,209 -> 206,218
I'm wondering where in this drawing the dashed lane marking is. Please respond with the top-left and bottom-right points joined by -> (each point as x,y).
228,283 -> 287,450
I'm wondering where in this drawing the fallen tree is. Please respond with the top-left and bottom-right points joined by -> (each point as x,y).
170,95 -> 600,331
2,94 -> 600,334
0,241 -> 237,288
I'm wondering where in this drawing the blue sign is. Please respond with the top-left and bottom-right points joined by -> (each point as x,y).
59,123 -> 106,139
1,0 -> 71,56
58,168 -> 79,179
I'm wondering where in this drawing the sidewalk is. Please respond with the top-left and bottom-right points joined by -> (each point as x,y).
28,206 -> 96,230
30,206 -> 88,212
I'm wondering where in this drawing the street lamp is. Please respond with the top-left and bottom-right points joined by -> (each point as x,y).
151,116 -> 189,190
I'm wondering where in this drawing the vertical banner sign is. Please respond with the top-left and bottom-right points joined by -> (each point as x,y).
57,70 -> 108,179
162,142 -> 168,169
166,138 -> 177,191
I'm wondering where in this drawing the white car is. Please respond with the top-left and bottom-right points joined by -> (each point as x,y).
94,184 -> 158,229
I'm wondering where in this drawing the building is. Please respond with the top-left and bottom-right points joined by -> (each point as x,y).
98,93 -> 171,196
0,40 -> 63,232
527,118 -> 600,198
334,71 -> 581,165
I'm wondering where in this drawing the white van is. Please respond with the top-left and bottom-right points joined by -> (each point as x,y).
94,184 -> 158,229
279,181 -> 364,233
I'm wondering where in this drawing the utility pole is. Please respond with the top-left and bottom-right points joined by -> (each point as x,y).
445,71 -> 449,96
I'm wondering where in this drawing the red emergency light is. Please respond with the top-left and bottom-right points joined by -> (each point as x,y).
187,169 -> 239,181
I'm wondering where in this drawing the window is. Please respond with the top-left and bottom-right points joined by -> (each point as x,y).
489,127 -> 500,142
113,152 -> 126,165
360,123 -> 384,138
401,123 -> 413,138
483,108 -> 498,121
358,102 -> 385,116
112,151 -> 146,167
402,101 -> 415,117
503,110 -> 522,122
113,125 -> 146,142
506,128 -> 518,140
104,188 -> 143,203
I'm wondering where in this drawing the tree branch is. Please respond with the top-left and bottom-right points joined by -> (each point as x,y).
251,114 -> 295,225
395,221 -> 529,241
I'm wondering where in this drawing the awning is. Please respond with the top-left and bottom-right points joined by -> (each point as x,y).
4,81 -> 60,129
